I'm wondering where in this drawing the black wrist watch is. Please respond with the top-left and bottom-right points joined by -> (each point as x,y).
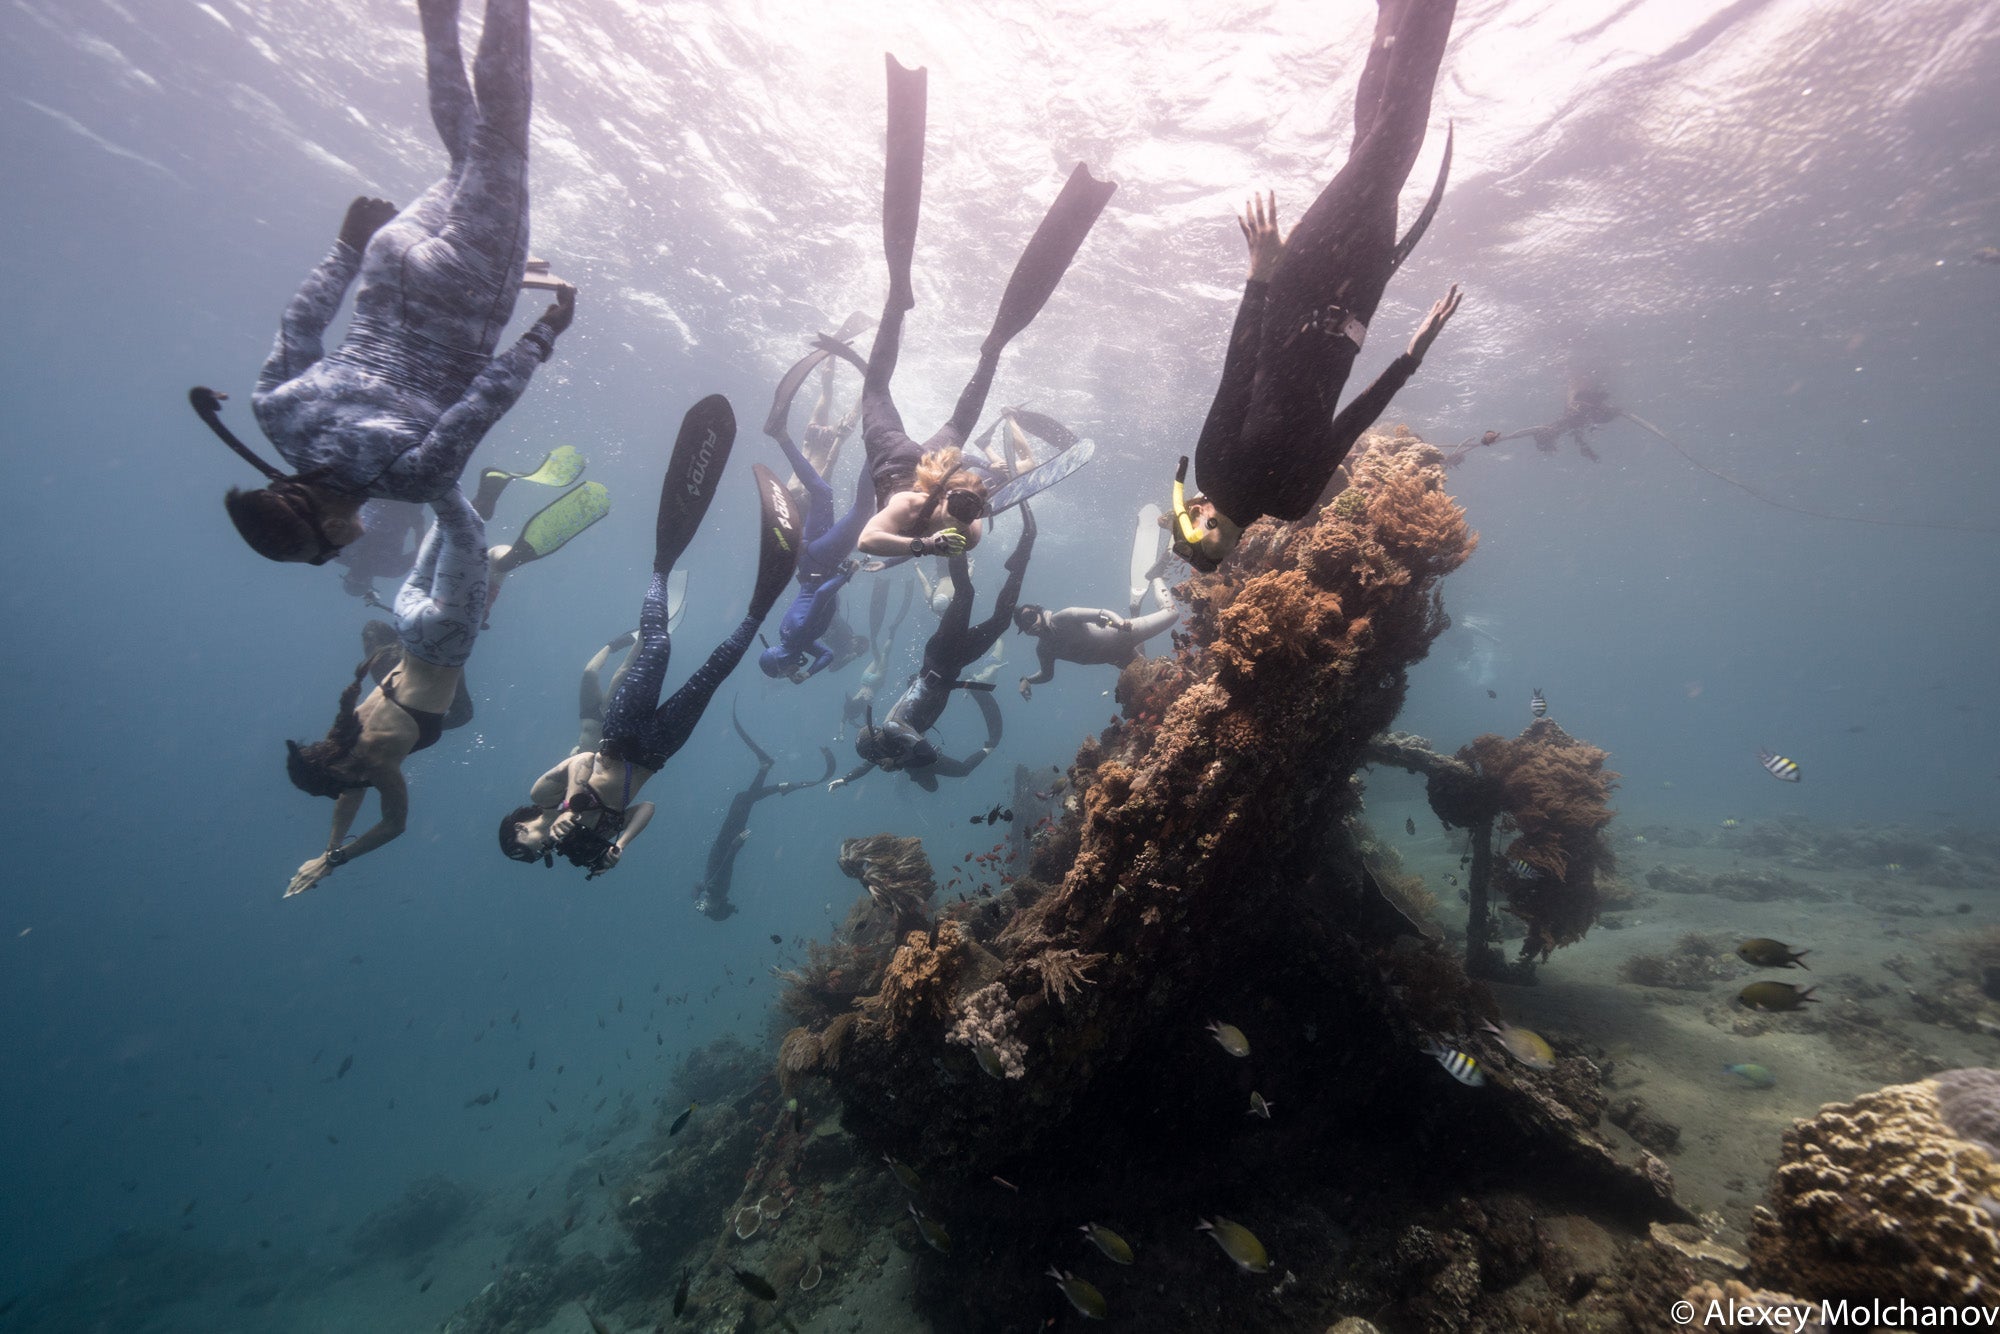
325,846 -> 350,868
908,537 -> 928,557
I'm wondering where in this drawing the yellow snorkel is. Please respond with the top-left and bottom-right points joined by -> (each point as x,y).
1171,456 -> 1203,546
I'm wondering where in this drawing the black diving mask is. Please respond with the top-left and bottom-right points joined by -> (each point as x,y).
944,487 -> 987,524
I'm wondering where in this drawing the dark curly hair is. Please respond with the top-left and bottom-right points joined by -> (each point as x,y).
286,659 -> 374,799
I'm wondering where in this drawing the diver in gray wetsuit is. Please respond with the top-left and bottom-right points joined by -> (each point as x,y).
693,704 -> 835,921
206,0 -> 575,566
1014,576 -> 1180,699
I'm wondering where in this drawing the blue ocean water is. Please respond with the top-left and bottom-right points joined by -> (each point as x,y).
1,0 -> 1996,1325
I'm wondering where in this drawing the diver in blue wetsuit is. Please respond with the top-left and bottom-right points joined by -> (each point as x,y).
201,0 -> 576,566
693,704 -> 835,921
758,346 -> 878,682
498,398 -> 802,877
835,505 -> 1034,788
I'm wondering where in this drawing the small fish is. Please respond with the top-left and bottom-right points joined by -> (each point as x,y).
1047,1265 -> 1108,1319
463,1088 -> 498,1108
1632,834 -> 1647,844
1736,938 -> 1810,970
419,1275 -> 434,1292
1886,862 -> 1904,874
546,1100 -> 558,1113
987,804 -> 1004,824
528,1051 -> 536,1070
1531,688 -> 1547,717
1206,1020 -> 1250,1058
908,1204 -> 951,1253
1420,1037 -> 1485,1086
999,808 -> 1014,823
1720,818 -> 1740,829
1723,1063 -> 1777,1089
992,1175 -> 1019,1192
673,1268 -> 690,1316
1080,1221 -> 1134,1264
1506,859 -> 1543,880
972,1043 -> 1007,1080
1443,873 -> 1458,886
1758,749 -> 1802,782
669,1102 -> 697,1136
1738,982 -> 1819,1012
769,933 -> 782,945
335,1055 -> 353,1079
1405,817 -> 1417,836
1247,1091 -> 1274,1119
1486,689 -> 1497,699
884,1154 -> 924,1193
968,815 -> 982,824
1197,1216 -> 1270,1273
1482,1020 -> 1555,1071
733,1268 -> 778,1301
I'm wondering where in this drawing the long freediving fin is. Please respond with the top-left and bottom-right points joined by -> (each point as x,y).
764,348 -> 833,442
1388,120 -> 1452,275
655,395 -> 737,576
1004,406 -> 1079,451
1130,503 -> 1165,615
882,55 -> 928,314
731,697 -> 776,767
494,480 -> 610,572
750,462 -> 805,619
979,163 -> 1117,359
667,569 -> 689,633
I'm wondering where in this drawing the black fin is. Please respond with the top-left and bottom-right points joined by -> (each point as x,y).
750,462 -> 804,619
979,163 -> 1116,359
1389,120 -> 1452,275
655,395 -> 736,576
731,698 -> 775,767
1004,406 -> 1079,450
882,55 -> 928,313
763,348 -> 832,442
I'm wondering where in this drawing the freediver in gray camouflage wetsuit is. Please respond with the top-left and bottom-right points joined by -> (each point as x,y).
220,0 -> 574,565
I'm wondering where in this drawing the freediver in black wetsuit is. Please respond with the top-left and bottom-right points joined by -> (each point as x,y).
818,56 -> 1114,562
1171,0 -> 1463,571
498,397 -> 802,876
692,703 -> 835,921
834,505 -> 1035,791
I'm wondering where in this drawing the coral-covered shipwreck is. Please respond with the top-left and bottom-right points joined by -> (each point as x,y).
711,431 -> 1704,1331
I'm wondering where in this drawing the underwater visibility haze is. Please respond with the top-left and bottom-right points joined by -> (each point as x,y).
3,0 -> 1999,1329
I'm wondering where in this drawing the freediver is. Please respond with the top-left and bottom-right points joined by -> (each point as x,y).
692,703 -> 836,921
498,398 -> 802,877
1015,575 -> 1180,699
819,55 -> 1114,562
282,477 -> 599,895
203,0 -> 576,567
1169,0 -> 1462,572
1443,370 -> 1632,466
758,346 -> 879,683
837,504 -> 1036,785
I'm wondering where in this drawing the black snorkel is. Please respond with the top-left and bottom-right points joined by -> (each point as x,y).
191,387 -> 286,481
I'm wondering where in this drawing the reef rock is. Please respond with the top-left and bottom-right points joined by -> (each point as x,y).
1749,1068 -> 2000,1302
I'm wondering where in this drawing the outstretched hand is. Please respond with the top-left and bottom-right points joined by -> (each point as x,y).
1238,191 -> 1284,282
540,284 -> 577,337
1405,283 -> 1462,362
338,196 -> 398,252
1018,677 -> 1033,701
285,854 -> 333,898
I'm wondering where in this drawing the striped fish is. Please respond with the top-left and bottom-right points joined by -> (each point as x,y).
1506,859 -> 1543,880
1420,1037 -> 1485,1087
1757,749 -> 1802,782
1531,688 -> 1547,717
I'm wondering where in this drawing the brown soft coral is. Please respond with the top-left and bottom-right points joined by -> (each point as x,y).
1460,719 -> 1619,959
1749,1071 -> 2000,1302
856,923 -> 969,1040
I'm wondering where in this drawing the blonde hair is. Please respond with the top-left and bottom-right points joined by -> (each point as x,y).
914,447 -> 985,497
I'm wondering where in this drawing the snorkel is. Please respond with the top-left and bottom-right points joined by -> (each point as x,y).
1169,456 -> 1237,573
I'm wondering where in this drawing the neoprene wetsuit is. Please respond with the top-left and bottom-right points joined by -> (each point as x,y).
1193,0 -> 1456,528
761,393 -> 875,679
251,0 -> 564,504
395,490 -> 488,669
1022,592 -> 1179,688
693,709 -> 835,920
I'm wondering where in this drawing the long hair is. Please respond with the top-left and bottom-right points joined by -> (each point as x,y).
225,485 -> 319,563
914,447 -> 985,498
285,659 -> 373,798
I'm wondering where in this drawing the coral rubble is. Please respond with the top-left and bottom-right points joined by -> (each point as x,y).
1749,1070 -> 2000,1302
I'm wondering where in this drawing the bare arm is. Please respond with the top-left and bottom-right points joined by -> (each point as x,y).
284,770 -> 408,897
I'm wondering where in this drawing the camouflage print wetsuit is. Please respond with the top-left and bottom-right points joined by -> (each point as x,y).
251,0 -> 561,503
395,491 -> 487,669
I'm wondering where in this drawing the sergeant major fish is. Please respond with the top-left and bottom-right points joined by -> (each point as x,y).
1758,748 -> 1802,782
1420,1037 -> 1486,1086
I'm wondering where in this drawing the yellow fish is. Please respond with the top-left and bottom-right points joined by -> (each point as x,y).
1197,1216 -> 1269,1273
